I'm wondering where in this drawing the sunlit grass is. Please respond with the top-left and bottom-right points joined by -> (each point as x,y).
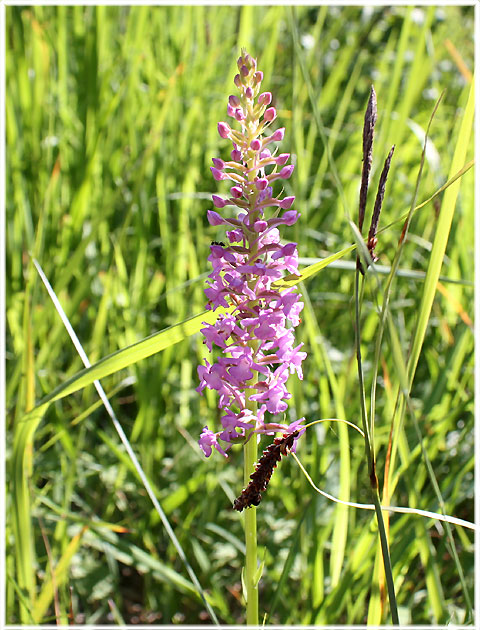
6,5 -> 474,624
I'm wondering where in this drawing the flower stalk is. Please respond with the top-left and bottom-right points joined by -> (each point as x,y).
196,49 -> 306,624
243,425 -> 259,624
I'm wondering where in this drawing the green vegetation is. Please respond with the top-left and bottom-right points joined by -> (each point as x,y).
6,5 -> 474,625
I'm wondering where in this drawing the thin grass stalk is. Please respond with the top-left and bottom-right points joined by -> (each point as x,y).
354,271 -> 399,625
364,94 -> 443,619
380,85 -> 472,620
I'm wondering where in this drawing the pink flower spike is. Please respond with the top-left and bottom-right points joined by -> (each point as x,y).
259,92 -> 272,106
207,210 -> 226,226
212,158 -> 225,170
276,153 -> 290,166
264,107 -> 277,122
279,196 -> 295,209
218,122 -> 231,139
230,186 -> 243,198
255,178 -> 268,191
280,165 -> 295,179
197,51 -> 306,459
212,195 -> 227,208
211,167 -> 227,181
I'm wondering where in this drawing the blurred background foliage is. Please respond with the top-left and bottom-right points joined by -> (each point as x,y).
6,4 -> 474,625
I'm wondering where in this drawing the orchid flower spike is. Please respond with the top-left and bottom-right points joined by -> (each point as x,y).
197,49 -> 306,458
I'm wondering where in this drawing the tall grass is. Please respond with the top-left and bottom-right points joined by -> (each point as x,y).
6,5 -> 474,624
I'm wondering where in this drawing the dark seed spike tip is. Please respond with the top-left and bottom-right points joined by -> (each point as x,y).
363,86 -> 377,154
358,85 -> 378,234
367,144 -> 395,264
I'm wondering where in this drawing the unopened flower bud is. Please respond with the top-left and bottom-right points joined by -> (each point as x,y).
234,74 -> 242,88
271,128 -> 285,142
229,95 -> 240,107
231,148 -> 242,161
254,71 -> 263,84
234,109 -> 245,122
276,153 -> 290,166
212,195 -> 227,208
240,65 -> 249,77
230,186 -> 243,198
264,107 -> 276,122
207,210 -> 226,225
211,167 -> 226,181
250,139 -> 261,152
245,86 -> 253,99
255,178 -> 268,191
212,158 -> 225,169
280,165 -> 294,179
279,196 -> 295,209
259,92 -> 272,105
218,122 -> 231,139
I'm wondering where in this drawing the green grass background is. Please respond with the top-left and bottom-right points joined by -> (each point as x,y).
6,5 -> 474,625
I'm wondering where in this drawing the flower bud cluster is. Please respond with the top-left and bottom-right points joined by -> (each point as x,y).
197,50 -> 306,457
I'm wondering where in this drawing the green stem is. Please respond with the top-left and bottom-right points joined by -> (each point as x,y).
243,432 -> 258,625
372,489 -> 399,625
354,271 -> 399,625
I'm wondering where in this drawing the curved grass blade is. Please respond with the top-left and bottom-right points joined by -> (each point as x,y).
20,304 -> 234,424
406,81 -> 474,386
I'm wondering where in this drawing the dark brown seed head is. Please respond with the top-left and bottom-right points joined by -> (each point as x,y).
232,430 -> 300,511
367,145 -> 395,264
358,85 -> 377,234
